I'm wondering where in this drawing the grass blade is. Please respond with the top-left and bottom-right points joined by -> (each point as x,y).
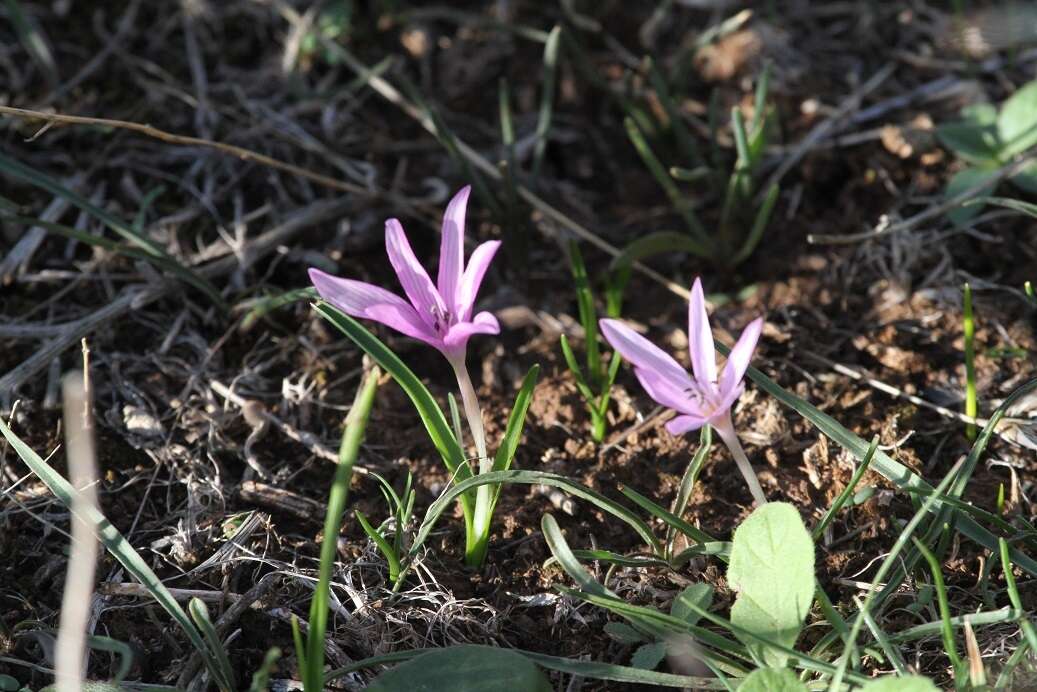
532,25 -> 562,178
0,416 -> 224,683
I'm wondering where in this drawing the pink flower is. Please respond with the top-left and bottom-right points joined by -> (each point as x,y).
309,186 -> 501,361
600,278 -> 767,504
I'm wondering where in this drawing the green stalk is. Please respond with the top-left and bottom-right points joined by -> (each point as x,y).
304,366 -> 381,691
963,283 -> 977,440
450,356 -> 492,567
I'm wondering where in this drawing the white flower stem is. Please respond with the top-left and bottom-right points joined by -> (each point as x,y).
449,355 -> 489,469
449,354 -> 492,565
712,413 -> 767,506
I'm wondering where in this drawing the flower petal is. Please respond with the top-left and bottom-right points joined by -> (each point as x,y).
599,318 -> 690,387
456,240 -> 500,321
633,366 -> 705,417
665,414 -> 708,436
309,268 -> 438,345
717,317 -> 763,398
688,278 -> 718,389
443,311 -> 500,351
437,186 -> 470,311
385,219 -> 447,328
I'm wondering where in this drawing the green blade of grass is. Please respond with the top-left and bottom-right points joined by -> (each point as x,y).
963,283 -> 978,440
0,152 -> 226,308
726,339 -> 1037,576
609,230 -> 710,271
305,365 -> 380,690
0,416 -> 225,684
812,436 -> 879,542
532,25 -> 562,179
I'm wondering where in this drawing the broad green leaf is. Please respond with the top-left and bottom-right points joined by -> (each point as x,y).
326,647 -> 730,689
998,80 -> 1037,157
366,645 -> 551,692
603,621 -> 646,645
1009,161 -> 1037,195
609,230 -> 709,271
935,122 -> 1000,165
859,675 -> 940,691
671,583 -> 714,626
945,167 -> 999,226
962,102 -> 997,126
728,503 -> 814,667
737,667 -> 807,691
631,641 -> 667,670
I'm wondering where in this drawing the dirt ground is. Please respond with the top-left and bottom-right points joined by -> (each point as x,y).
1,1 -> 1036,689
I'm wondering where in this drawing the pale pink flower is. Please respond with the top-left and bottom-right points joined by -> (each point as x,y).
600,278 -> 767,504
309,186 -> 500,361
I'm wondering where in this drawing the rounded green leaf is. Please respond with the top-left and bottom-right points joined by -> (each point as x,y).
727,502 -> 814,667
367,645 -> 552,692
859,674 -> 940,691
631,641 -> 667,670
998,80 -> 1037,157
671,582 -> 714,627
737,667 -> 807,691
945,167 -> 999,227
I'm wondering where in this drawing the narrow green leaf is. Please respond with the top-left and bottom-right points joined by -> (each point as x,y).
610,230 -> 710,272
0,152 -> 225,308
412,471 -> 661,562
357,509 -> 402,583
249,647 -> 282,692
0,416 -> 225,683
532,25 -> 562,178
491,365 -> 540,477
188,598 -> 236,692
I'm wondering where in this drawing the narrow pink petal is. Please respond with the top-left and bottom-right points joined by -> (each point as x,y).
599,319 -> 690,386
437,186 -> 470,310
717,317 -> 763,399
688,278 -> 718,388
366,304 -> 444,349
666,414 -> 708,436
634,366 -> 705,417
456,240 -> 500,321
443,311 -> 500,351
385,219 -> 447,328
309,268 -> 439,345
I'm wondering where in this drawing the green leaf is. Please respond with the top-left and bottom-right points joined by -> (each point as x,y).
313,302 -> 472,510
413,472 -> 661,563
935,121 -> 1000,165
0,417 -> 226,686
1009,161 -> 1037,195
737,667 -> 807,691
727,503 -> 814,667
0,152 -> 226,309
998,80 -> 1037,157
249,646 -> 282,692
631,641 -> 667,670
945,167 -> 999,226
490,365 -> 540,510
859,675 -> 940,691
189,598 -> 236,691
366,645 -> 552,692
603,621 -> 646,645
671,583 -> 714,627
610,230 -> 710,272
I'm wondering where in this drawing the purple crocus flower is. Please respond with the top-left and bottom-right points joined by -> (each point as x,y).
309,186 -> 500,363
600,278 -> 767,505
